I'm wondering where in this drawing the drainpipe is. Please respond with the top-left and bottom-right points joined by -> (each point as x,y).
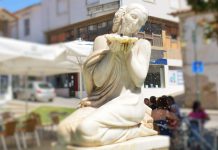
192,18 -> 200,102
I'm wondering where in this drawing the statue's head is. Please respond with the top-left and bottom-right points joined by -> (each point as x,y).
112,3 -> 148,36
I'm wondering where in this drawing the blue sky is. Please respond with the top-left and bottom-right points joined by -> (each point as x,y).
0,0 -> 41,12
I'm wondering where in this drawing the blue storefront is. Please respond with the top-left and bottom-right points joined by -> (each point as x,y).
144,58 -> 167,88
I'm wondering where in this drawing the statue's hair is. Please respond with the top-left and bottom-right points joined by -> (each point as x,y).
112,3 -> 148,33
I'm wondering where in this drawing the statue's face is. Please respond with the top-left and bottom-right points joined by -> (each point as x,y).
119,9 -> 144,36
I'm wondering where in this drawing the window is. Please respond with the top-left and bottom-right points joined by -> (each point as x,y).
107,20 -> 113,27
88,25 -> 97,32
77,27 -> 88,40
24,18 -> 30,36
86,0 -> 100,5
151,23 -> 162,35
144,22 -> 152,35
98,22 -> 107,29
56,0 -> 68,15
144,65 -> 165,88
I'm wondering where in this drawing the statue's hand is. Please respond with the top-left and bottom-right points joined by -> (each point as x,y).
108,40 -> 122,53
79,99 -> 92,108
106,34 -> 137,53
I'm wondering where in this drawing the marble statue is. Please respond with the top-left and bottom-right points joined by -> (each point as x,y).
56,3 -> 157,148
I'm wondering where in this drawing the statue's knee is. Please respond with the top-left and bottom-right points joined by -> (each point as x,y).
56,121 -> 71,145
77,118 -> 98,136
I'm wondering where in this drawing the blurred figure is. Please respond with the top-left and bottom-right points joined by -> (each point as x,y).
144,98 -> 150,106
188,101 -> 210,124
152,96 -> 178,137
167,96 -> 181,119
149,96 -> 157,110
188,101 -> 210,148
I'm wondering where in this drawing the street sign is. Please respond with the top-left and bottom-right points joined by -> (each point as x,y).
150,59 -> 167,65
192,61 -> 204,74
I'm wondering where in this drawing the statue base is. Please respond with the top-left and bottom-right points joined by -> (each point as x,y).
66,135 -> 170,150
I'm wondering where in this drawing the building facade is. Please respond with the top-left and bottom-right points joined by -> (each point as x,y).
9,0 -> 187,98
10,4 -> 45,43
174,11 -> 218,109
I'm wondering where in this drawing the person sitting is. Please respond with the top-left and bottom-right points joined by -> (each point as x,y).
167,96 -> 181,119
149,96 -> 157,110
144,98 -> 150,106
152,96 -> 178,137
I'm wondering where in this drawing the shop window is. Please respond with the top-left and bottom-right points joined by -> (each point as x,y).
65,30 -> 74,41
107,20 -> 113,32
58,33 -> 66,42
98,22 -> 107,34
88,24 -> 97,32
98,22 -> 107,29
107,20 -> 113,27
24,18 -> 30,36
78,27 -> 88,40
55,74 -> 68,88
144,65 -> 165,88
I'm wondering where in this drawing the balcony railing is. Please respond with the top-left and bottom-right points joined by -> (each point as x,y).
143,33 -> 163,47
152,33 -> 163,47
87,1 -> 119,16
142,32 -> 181,60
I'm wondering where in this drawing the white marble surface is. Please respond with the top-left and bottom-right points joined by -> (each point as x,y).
66,135 -> 170,150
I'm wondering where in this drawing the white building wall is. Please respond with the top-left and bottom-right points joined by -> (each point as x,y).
42,0 -> 89,31
69,0 -> 89,24
42,0 -> 70,31
12,5 -> 45,43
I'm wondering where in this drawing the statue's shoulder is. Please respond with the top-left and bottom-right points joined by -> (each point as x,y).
137,38 -> 150,44
94,35 -> 107,43
93,35 -> 109,51
136,38 -> 151,48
